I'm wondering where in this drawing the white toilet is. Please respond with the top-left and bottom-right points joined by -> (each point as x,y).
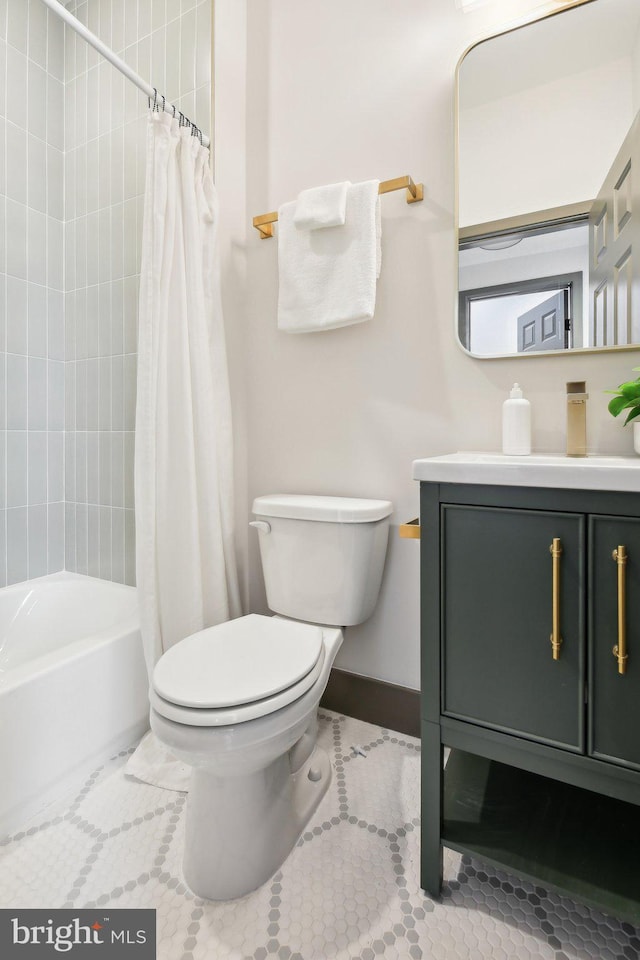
150,493 -> 392,901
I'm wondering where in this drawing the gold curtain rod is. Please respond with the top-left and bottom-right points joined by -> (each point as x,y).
252,175 -> 424,239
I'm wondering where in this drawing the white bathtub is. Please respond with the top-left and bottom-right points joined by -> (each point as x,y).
0,572 -> 149,836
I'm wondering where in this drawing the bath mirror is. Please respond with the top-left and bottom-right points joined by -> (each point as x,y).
456,0 -> 640,358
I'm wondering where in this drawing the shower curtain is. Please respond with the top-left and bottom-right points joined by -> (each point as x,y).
127,110 -> 242,790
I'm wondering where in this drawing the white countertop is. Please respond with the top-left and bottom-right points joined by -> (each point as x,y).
412,452 -> 640,492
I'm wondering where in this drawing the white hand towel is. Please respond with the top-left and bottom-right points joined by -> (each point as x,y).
293,181 -> 349,230
277,179 -> 381,334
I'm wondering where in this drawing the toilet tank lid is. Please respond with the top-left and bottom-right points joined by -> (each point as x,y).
252,494 -> 393,523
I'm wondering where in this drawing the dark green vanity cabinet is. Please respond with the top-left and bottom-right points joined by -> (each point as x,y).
420,482 -> 640,922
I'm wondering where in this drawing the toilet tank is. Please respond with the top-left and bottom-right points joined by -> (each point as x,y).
251,495 -> 393,626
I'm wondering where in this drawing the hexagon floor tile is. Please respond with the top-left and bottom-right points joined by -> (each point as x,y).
1,710 -> 638,960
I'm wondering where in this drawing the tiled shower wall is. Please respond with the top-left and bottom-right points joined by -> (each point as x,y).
0,0 -> 66,585
0,0 -> 211,587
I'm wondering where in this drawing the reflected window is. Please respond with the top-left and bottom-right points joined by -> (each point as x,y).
460,278 -> 580,355
458,220 -> 586,356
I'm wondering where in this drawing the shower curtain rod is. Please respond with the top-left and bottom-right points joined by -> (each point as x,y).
40,0 -> 210,149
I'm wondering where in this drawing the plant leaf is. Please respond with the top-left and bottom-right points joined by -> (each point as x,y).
624,406 -> 640,425
620,381 -> 640,398
608,395 -> 633,417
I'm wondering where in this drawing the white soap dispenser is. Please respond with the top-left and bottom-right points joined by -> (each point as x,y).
502,383 -> 531,456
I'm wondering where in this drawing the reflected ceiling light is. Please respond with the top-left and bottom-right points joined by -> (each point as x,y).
456,0 -> 569,10
455,0 -> 491,9
477,236 -> 524,250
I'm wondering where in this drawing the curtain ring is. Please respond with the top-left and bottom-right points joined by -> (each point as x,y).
172,103 -> 177,119
161,94 -> 166,115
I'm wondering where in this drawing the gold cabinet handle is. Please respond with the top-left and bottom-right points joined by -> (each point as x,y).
399,518 -> 421,539
549,538 -> 563,660
612,545 -> 628,675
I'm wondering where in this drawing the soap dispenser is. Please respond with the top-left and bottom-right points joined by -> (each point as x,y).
502,383 -> 531,455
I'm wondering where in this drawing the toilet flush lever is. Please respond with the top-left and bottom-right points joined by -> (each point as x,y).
249,520 -> 271,534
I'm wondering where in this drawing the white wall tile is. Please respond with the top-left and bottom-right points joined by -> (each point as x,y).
47,430 -> 63,502
86,357 -> 99,429
27,502 -> 47,577
86,430 -> 99,504
28,281 -> 47,357
0,117 -> 6,193
48,289 -> 64,360
180,8 -> 196,94
6,122 -> 27,203
6,505 -> 28,583
99,504 -> 112,578
27,208 -> 47,285
47,78 -> 64,151
27,356 -> 47,429
46,11 -> 64,81
99,430 -> 111,506
47,217 -> 64,290
138,0 -> 152,40
47,359 -> 64,429
111,430 -> 124,507
28,134 -> 47,214
0,41 -> 6,118
75,501 -> 87,573
65,430 -> 75,500
64,501 -> 76,569
27,0 -> 48,68
27,60 -> 47,141
28,430 -> 47,504
6,0 -> 28,56
47,500 -> 64,572
6,430 -> 27,506
6,199 -> 27,279
6,277 -> 28,355
5,44 -> 26,128
111,505 -> 124,582
6,354 -> 27,428
112,0 -> 125,53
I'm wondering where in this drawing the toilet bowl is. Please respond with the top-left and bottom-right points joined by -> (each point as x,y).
151,494 -> 392,901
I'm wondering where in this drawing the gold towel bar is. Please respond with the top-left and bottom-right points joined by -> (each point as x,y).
252,175 -> 424,239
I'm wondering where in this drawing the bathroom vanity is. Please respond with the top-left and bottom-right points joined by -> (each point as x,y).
414,454 -> 640,922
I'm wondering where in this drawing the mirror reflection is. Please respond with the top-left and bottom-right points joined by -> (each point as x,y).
457,0 -> 640,357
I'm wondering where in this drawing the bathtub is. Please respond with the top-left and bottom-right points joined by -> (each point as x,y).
0,572 -> 149,836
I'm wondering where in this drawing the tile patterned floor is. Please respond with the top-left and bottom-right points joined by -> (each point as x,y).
1,711 -> 639,959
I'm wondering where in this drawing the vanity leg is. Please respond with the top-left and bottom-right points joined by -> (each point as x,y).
421,720 -> 443,897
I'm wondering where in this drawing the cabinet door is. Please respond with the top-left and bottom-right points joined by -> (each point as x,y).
442,505 -> 584,750
589,516 -> 640,768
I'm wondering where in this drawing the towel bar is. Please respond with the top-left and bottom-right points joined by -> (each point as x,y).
253,175 -> 424,239
399,519 -> 421,540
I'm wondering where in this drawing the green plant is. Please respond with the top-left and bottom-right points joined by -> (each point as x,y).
607,368 -> 640,424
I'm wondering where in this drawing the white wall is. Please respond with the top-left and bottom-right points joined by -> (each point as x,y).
217,0 -> 640,692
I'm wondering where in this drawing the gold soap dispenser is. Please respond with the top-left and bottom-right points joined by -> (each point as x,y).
566,381 -> 588,457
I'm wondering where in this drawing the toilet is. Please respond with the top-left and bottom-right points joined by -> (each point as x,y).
150,493 -> 392,901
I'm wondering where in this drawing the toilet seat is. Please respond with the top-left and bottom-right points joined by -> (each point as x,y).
151,614 -> 326,727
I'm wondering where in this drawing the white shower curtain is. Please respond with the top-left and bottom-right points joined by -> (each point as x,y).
127,110 -> 242,790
